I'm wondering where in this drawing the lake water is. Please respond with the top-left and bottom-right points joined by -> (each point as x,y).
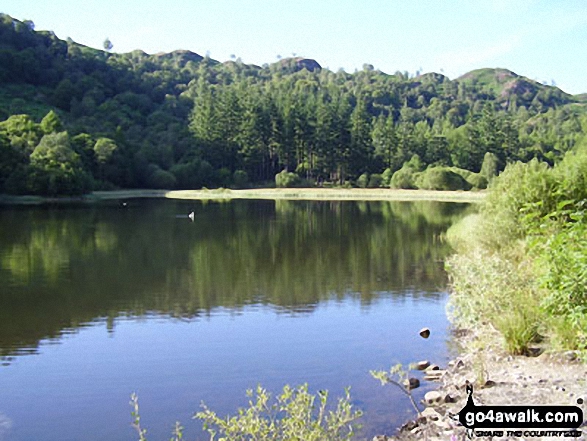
0,198 -> 471,441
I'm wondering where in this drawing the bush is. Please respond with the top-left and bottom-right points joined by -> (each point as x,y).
448,167 -> 473,180
215,167 -> 232,187
233,170 -> 249,188
368,173 -> 383,188
480,151 -> 499,181
275,170 -> 301,188
147,167 -> 176,189
381,168 -> 393,186
390,166 -> 418,189
447,149 -> 587,353
465,172 -> 488,189
416,166 -> 472,191
131,385 -> 362,441
356,172 -> 369,188
482,159 -> 556,245
196,385 -> 361,441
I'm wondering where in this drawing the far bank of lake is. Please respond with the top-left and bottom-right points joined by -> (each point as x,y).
0,188 -> 485,205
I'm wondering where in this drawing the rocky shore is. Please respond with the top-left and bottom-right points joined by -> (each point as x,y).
376,328 -> 587,441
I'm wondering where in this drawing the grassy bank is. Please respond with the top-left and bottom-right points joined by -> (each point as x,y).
445,144 -> 587,356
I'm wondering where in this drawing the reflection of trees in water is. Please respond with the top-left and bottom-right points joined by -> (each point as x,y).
0,200 -> 470,359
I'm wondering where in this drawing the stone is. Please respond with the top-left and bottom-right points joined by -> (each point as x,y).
435,420 -> 452,430
403,377 -> 420,389
483,380 -> 497,388
425,369 -> 445,377
415,360 -> 431,370
424,390 -> 443,406
419,327 -> 431,338
444,394 -> 457,403
422,407 -> 441,421
400,420 -> 418,431
565,351 -> 578,362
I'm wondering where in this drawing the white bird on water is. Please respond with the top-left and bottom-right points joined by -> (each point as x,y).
188,212 -> 195,221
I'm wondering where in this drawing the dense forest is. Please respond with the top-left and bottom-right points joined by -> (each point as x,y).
1,13 -> 586,196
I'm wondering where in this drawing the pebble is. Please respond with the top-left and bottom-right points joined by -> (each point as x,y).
422,407 -> 441,421
403,377 -> 420,389
415,360 -> 431,370
419,327 -> 431,338
424,391 -> 443,406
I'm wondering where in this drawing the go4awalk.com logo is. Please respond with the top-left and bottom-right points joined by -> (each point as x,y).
458,384 -> 584,438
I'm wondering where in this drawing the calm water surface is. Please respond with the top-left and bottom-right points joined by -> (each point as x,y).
0,199 -> 471,440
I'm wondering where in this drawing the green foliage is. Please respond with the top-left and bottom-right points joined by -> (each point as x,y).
29,132 -> 91,195
404,154 -> 424,172
465,172 -> 488,190
390,165 -> 417,189
446,241 -> 543,355
40,110 -> 63,134
481,159 -> 557,246
1,12 -> 586,195
368,173 -> 382,188
533,215 -> 587,348
196,384 -> 361,441
232,169 -> 249,188
147,167 -> 177,189
275,170 -> 301,188
381,168 -> 392,187
447,144 -> 587,353
370,363 -> 421,416
130,385 -> 362,441
480,152 -> 499,181
416,166 -> 472,191
356,172 -> 369,188
389,156 -> 424,189
93,137 -> 117,164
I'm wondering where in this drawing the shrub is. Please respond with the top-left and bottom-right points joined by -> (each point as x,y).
416,166 -> 472,191
275,170 -> 301,188
368,173 -> 383,188
147,167 -> 176,189
215,167 -> 232,187
232,170 -> 249,188
482,159 -> 556,245
131,385 -> 362,441
448,167 -> 473,180
465,172 -> 488,189
390,166 -> 417,189
196,385 -> 361,441
381,168 -> 393,186
356,172 -> 369,188
480,151 -> 499,181
447,150 -> 587,353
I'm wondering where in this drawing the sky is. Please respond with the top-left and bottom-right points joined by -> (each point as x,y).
3,0 -> 587,94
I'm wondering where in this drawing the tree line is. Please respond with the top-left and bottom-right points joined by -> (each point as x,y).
0,13 -> 586,195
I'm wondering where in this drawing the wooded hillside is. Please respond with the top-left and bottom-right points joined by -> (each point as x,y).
1,13 -> 585,195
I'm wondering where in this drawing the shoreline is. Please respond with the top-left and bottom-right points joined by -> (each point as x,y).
1,188 -> 486,205
380,327 -> 587,441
